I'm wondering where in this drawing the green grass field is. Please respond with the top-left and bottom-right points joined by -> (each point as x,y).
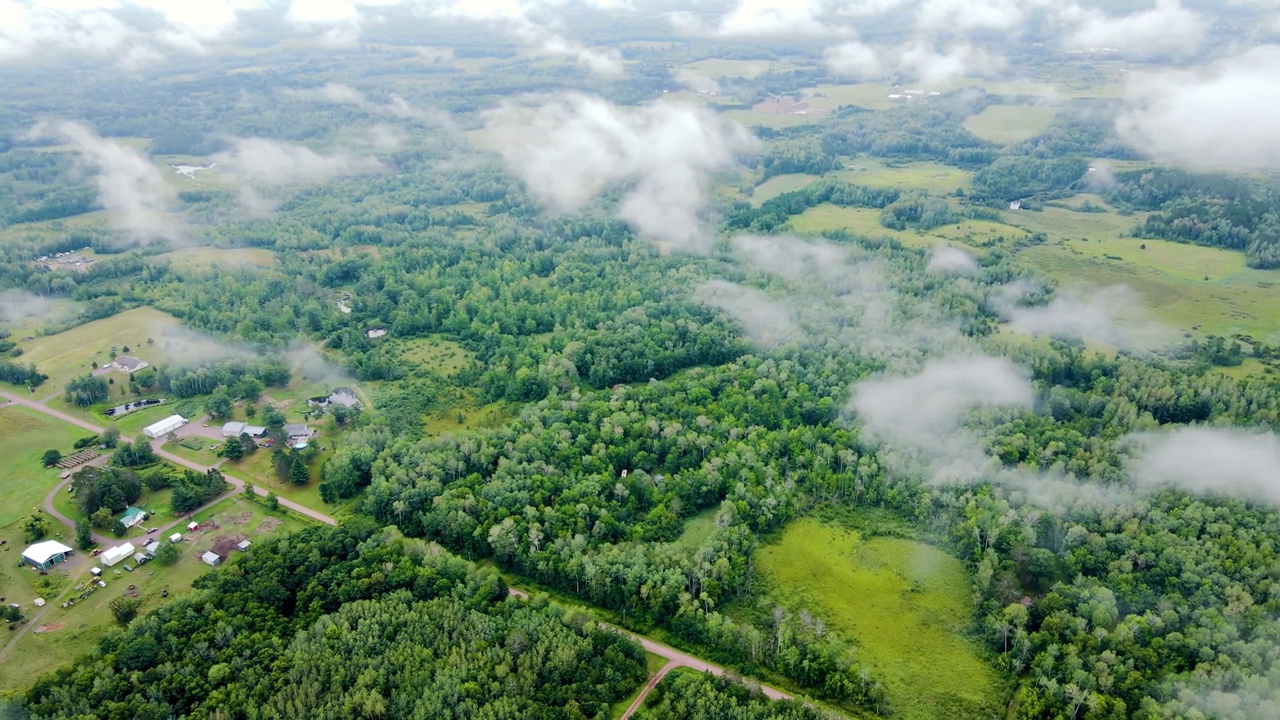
678,59 -> 774,79
10,307 -> 184,398
671,508 -> 719,549
153,247 -> 278,271
0,405 -> 89,528
399,336 -> 476,376
758,518 -> 1002,720
790,204 -> 1021,250
751,173 -> 821,206
0,494 -> 307,692
835,158 -> 973,194
962,105 -> 1058,145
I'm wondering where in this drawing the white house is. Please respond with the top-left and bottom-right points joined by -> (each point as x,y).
101,542 -> 137,567
201,551 -> 222,567
109,356 -> 149,374
143,414 -> 187,439
22,540 -> 73,571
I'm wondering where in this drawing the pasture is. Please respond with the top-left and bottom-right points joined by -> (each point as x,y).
835,158 -> 973,194
154,247 -> 278,271
11,307 -> 184,397
0,404 -> 87,527
758,518 -> 1002,720
962,104 -> 1058,145
790,204 -> 1020,250
750,173 -> 821,205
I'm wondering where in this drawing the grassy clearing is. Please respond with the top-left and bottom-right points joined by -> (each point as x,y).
1061,236 -> 1246,282
153,247 -> 278,271
399,336 -> 475,376
790,204 -> 1022,250
720,110 -> 819,130
1002,205 -> 1141,243
12,307 -> 183,397
0,494 -> 305,692
422,400 -> 516,437
758,518 -> 1001,720
671,508 -> 719,549
835,158 -> 973,194
962,104 -> 1059,145
678,59 -> 774,79
751,174 -> 821,206
0,405 -> 89,528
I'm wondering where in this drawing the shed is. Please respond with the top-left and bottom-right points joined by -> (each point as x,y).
133,552 -> 149,565
143,414 -> 187,439
21,540 -> 73,571
119,506 -> 146,529
201,551 -> 222,567
144,541 -> 161,556
169,533 -> 183,543
236,540 -> 251,551
101,542 -> 137,567
187,521 -> 200,532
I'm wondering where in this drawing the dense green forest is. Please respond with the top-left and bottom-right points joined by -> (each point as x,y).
3,11 -> 1280,720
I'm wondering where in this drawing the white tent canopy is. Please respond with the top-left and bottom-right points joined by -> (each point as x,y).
22,540 -> 73,567
143,414 -> 187,439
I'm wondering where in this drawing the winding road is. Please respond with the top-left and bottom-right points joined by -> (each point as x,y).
1,390 -> 794,714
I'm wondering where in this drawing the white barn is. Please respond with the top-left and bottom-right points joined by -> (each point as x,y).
143,414 -> 187,439
101,542 -> 137,567
22,540 -> 73,571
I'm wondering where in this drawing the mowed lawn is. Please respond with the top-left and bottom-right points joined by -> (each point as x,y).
0,404 -> 88,527
11,307 -> 184,397
758,519 -> 1002,720
962,104 -> 1058,145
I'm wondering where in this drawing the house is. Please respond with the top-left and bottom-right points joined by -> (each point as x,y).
144,541 -> 161,556
119,506 -> 146,529
285,424 -> 313,443
222,421 -> 267,439
236,540 -> 251,551
169,532 -> 183,543
101,542 -> 137,567
143,414 -> 187,439
22,540 -> 73,571
110,356 -> 149,374
201,551 -> 222,567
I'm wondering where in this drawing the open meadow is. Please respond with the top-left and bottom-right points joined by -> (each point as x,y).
757,518 -> 1003,720
0,404 -> 88,528
962,104 -> 1059,145
9,307 -> 183,398
151,247 -> 279,271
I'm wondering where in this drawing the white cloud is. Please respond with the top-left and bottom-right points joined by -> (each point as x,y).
1116,46 -> 1280,170
27,120 -> 183,244
927,245 -> 978,274
714,0 -> 832,36
897,40 -> 1004,85
1061,0 -> 1207,58
824,40 -> 882,79
291,82 -> 439,119
482,93 -> 754,251
1129,428 -> 1280,504
212,137 -> 387,214
915,0 -> 1030,33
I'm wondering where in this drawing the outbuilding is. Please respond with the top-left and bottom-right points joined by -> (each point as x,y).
21,540 -> 73,571
168,533 -> 183,543
144,541 -> 161,556
201,551 -> 222,567
236,540 -> 251,551
143,414 -> 187,439
222,421 -> 267,438
101,542 -> 137,567
187,521 -> 200,532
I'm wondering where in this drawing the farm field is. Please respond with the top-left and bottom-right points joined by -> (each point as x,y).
153,247 -> 278,270
962,104 -> 1059,145
10,307 -> 183,398
0,494 -> 307,692
835,158 -> 973,194
0,404 -> 89,528
791,204 -> 1021,249
757,518 -> 1002,720
1001,205 -> 1142,243
750,173 -> 820,205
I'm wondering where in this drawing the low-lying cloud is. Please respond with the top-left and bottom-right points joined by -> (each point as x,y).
0,290 -> 52,325
212,137 -> 388,215
1061,0 -> 1207,58
483,93 -> 754,251
27,120 -> 184,245
694,280 -> 800,349
1128,428 -> 1280,504
1116,46 -> 1280,170
927,245 -> 978,275
291,83 -> 438,120
993,282 -> 1170,348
